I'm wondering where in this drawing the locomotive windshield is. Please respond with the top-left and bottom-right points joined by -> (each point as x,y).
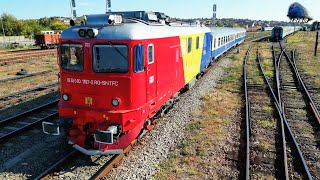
93,44 -> 128,73
60,44 -> 84,71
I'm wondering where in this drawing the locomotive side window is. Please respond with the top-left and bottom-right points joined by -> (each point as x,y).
134,44 -> 144,72
196,36 -> 200,49
93,44 -> 128,73
187,37 -> 192,53
148,44 -> 154,64
61,44 -> 84,71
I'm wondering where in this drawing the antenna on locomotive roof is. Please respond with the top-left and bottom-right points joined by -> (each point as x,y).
106,0 -> 112,13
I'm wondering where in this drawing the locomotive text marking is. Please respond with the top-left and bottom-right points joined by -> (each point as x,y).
67,78 -> 119,86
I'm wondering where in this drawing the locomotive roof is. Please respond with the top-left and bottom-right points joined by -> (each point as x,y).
61,17 -> 211,40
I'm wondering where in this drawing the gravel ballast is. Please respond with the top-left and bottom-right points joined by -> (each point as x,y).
106,55 -> 234,179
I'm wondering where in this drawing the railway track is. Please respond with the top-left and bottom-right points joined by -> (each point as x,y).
243,43 -> 314,179
0,49 -> 56,65
33,150 -> 78,180
0,82 -> 58,110
0,70 -> 53,84
244,46 -> 286,179
0,49 -> 55,57
278,42 -> 320,178
34,140 -> 138,180
0,99 -> 59,141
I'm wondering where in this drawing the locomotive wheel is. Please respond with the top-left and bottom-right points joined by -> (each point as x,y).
144,118 -> 154,131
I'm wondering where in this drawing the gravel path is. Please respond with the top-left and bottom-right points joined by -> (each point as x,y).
106,55 -> 234,179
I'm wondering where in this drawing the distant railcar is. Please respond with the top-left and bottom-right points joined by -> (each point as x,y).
35,30 -> 61,49
41,11 -> 246,155
262,27 -> 273,31
311,21 -> 320,31
302,26 -> 308,31
271,26 -> 302,41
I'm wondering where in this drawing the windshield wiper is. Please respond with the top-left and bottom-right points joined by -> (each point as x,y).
107,41 -> 127,62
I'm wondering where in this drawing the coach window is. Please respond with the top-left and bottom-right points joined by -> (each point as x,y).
93,44 -> 128,73
196,37 -> 200,49
148,44 -> 154,64
61,44 -> 83,71
134,44 -> 144,72
188,37 -> 192,53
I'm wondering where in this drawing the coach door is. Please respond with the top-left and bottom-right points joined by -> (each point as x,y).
146,44 -> 157,101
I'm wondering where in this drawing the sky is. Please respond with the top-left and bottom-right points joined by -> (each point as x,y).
0,0 -> 319,22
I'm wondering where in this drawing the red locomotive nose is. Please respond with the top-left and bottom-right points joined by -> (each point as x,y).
69,128 -> 81,137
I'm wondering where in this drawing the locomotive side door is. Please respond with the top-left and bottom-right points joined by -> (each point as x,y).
146,44 -> 157,101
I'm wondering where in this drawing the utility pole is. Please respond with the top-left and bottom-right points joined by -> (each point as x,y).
315,31 -> 319,56
0,15 -> 5,48
70,0 -> 76,20
212,3 -> 216,27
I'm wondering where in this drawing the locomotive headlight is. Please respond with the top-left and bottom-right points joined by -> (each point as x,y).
78,29 -> 87,38
62,94 -> 69,101
112,98 -> 120,107
87,28 -> 99,38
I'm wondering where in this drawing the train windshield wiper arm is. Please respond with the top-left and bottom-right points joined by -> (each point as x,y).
107,41 -> 127,62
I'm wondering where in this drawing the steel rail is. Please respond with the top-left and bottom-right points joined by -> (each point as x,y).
0,70 -> 53,84
269,46 -> 289,180
90,139 -> 138,180
289,49 -> 320,124
0,112 -> 58,140
33,150 -> 78,180
243,48 -> 251,180
257,48 -> 312,180
0,82 -> 58,107
0,99 -> 59,125
0,49 -> 54,56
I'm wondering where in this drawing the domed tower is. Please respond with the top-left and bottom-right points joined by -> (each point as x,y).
287,2 -> 312,23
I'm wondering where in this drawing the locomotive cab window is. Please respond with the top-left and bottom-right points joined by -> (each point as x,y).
93,44 -> 128,73
61,44 -> 84,71
148,44 -> 154,64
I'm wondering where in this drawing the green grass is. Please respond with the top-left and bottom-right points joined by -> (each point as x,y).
258,141 -> 273,152
287,89 -> 297,94
257,119 -> 276,128
262,106 -> 273,112
294,109 -> 307,116
299,126 -> 313,135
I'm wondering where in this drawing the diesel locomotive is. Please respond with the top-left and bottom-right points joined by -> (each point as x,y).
42,11 -> 246,155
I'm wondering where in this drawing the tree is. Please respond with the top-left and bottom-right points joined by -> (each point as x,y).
0,13 -> 23,36
38,17 -> 53,28
21,20 -> 43,36
50,20 -> 69,30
